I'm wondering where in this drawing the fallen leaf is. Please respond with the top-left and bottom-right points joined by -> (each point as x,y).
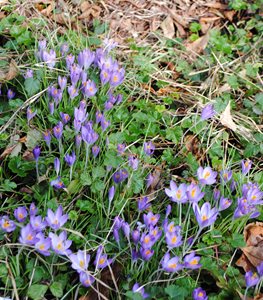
220,101 -> 237,131
78,5 -> 101,20
184,135 -> 200,156
224,10 -> 236,22
0,59 -> 18,82
0,11 -> 6,19
185,33 -> 210,57
22,150 -> 34,161
200,16 -> 221,23
80,1 -> 90,12
237,290 -> 263,300
161,16 -> 175,39
0,145 -> 17,159
40,3 -> 54,17
52,13 -> 73,26
174,21 -> 186,37
204,2 -> 228,9
236,222 -> 263,272
19,187 -> 33,194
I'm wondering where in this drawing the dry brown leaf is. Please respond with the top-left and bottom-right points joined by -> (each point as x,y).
22,150 -> 34,161
0,11 -> 6,19
174,21 -> 186,37
52,13 -> 72,25
78,5 -> 101,20
236,222 -> 263,272
185,33 -> 210,56
184,135 -> 200,156
40,3 -> 54,17
161,16 -> 175,39
0,144 -> 17,159
167,8 -> 188,28
224,10 -> 236,22
237,290 -> 263,300
200,16 -> 221,23
80,1 -> 90,12
220,102 -> 237,131
204,2 -> 228,9
0,59 -> 18,82
244,222 -> 263,247
19,187 -> 33,194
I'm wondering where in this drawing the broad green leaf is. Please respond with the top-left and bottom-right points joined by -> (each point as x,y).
50,281 -> 63,298
27,284 -> 48,300
24,78 -> 41,97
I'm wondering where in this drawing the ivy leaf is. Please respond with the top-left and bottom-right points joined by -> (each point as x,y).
24,78 -> 41,97
27,284 -> 48,300
50,281 -> 63,298
165,285 -> 188,299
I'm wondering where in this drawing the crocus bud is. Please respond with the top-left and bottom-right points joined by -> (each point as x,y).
33,146 -> 41,161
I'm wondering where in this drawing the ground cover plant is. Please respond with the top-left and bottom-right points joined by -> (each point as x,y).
0,1 -> 262,299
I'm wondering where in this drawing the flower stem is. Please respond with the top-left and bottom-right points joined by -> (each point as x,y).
183,227 -> 202,256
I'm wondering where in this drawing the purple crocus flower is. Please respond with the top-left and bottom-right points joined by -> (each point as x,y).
161,252 -> 183,273
201,104 -> 215,120
66,54 -> 75,69
33,146 -> 41,161
103,38 -> 118,52
122,222 -> 130,239
42,49 -> 56,68
65,151 -> 76,166
60,112 -> 71,124
218,197 -> 232,211
149,226 -> 162,243
53,122 -> 63,140
143,212 -> 160,228
54,158 -> 60,176
58,76 -> 67,90
68,85 -> 79,100
141,233 -> 155,249
220,169 -> 232,183
213,189 -> 221,201
109,68 -> 125,87
38,39 -> 46,50
132,283 -> 149,299
192,287 -> 208,300
197,166 -> 217,185
75,135 -> 82,149
140,247 -> 154,261
78,48 -> 95,69
50,87 -> 63,105
69,250 -> 90,273
23,69 -> 33,79
113,169 -> 128,184
165,181 -> 188,203
60,43 -> 69,56
108,186 -> 115,202
46,205 -> 68,230
92,145 -> 100,158
100,116 -> 110,131
187,183 -> 205,203
7,89 -> 15,99
94,246 -> 113,269
30,215 -> 46,231
81,70 -> 87,83
95,111 -> 104,124
79,272 -> 95,287
165,231 -> 182,248
19,224 -> 37,245
48,102 -> 54,114
100,68 -> 111,85
82,80 -> 97,98
14,206 -> 28,222
49,231 -> 72,255
0,215 -> 16,232
43,130 -> 51,147
81,123 -> 98,146
245,271 -> 259,288
35,233 -> 51,256
132,229 -> 140,244
241,160 -> 252,175
183,252 -> 201,269
138,196 -> 151,211
247,188 -> 263,205
128,155 -> 139,170
144,141 -> 155,155
30,202 -> 38,216
70,64 -> 82,86
117,144 -> 126,155
193,202 -> 218,228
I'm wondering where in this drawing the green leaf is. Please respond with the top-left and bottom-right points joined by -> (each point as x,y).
165,285 -> 188,299
1,179 -> 17,191
25,129 -> 42,149
27,284 -> 48,300
229,233 -> 246,248
80,172 -> 92,186
50,281 -> 63,298
9,98 -> 24,109
24,78 -> 41,97
255,93 -> 263,106
125,291 -> 143,300
189,22 -> 201,33
17,30 -> 33,46
92,166 -> 105,179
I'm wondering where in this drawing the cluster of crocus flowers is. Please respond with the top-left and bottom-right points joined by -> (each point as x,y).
0,203 -> 114,289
